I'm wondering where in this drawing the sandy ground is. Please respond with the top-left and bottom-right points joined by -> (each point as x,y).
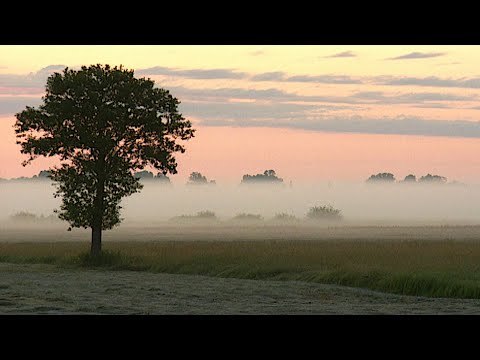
1,263 -> 480,315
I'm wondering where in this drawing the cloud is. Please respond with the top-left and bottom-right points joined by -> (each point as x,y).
249,50 -> 265,56
168,85 -> 475,110
180,102 -> 317,121
3,86 -> 480,139
380,76 -> 480,89
136,66 -> 247,80
387,52 -> 446,60
0,96 -> 43,115
249,72 -> 362,84
285,74 -> 362,84
199,114 -> 480,138
353,91 -> 475,103
250,72 -> 287,82
411,103 -> 452,109
324,51 -> 356,58
0,65 -> 66,90
168,86 -> 296,102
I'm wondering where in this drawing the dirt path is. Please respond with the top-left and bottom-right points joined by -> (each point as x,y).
1,263 -> 480,314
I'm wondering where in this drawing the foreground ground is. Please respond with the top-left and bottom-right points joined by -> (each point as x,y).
2,263 -> 480,314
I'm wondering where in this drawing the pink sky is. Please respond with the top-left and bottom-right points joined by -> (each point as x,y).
2,116 -> 479,183
2,46 -> 480,184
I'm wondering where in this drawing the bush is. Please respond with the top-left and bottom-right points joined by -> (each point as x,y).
306,205 -> 343,222
195,210 -> 217,219
10,211 -> 60,223
271,213 -> 300,223
231,213 -> 264,222
10,211 -> 38,222
169,210 -> 218,223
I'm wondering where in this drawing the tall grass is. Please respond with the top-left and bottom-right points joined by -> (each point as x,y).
2,240 -> 480,299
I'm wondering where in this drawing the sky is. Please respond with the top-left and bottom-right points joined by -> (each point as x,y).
1,45 -> 480,183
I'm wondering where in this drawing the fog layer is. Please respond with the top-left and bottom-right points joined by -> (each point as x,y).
1,180 -> 479,226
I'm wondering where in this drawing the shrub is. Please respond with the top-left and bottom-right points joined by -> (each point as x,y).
231,213 -> 264,222
271,213 -> 300,223
195,210 -> 217,219
10,211 -> 38,222
169,210 -> 218,223
10,211 -> 60,223
306,205 -> 343,221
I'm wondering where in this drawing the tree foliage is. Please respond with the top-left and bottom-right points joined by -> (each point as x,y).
419,174 -> 447,183
366,172 -> 396,183
14,64 -> 194,250
403,174 -> 417,182
241,169 -> 283,184
306,205 -> 343,221
187,171 -> 209,185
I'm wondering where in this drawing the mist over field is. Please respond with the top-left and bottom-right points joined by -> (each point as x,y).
1,179 -> 479,227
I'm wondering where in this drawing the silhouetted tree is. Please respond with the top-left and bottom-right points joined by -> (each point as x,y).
155,172 -> 171,184
15,64 -> 195,255
419,174 -> 447,183
38,170 -> 52,178
134,170 -> 154,179
306,205 -> 343,221
366,173 -> 396,183
241,169 -> 283,184
187,172 -> 208,185
403,174 -> 417,182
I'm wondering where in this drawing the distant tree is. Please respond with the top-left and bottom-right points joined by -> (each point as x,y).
155,173 -> 171,183
38,170 -> 52,179
241,169 -> 284,184
187,172 -> 209,185
231,213 -> 264,222
403,174 -> 417,182
419,174 -> 447,183
14,64 -> 195,255
366,173 -> 396,183
306,205 -> 343,221
134,170 -> 154,179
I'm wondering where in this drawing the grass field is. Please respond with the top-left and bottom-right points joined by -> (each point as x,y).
2,238 -> 480,299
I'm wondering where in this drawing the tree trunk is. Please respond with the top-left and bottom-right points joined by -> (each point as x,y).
91,157 -> 106,256
91,225 -> 102,255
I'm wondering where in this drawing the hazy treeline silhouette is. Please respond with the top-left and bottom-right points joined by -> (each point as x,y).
366,172 -> 450,184
0,170 -> 52,182
241,169 -> 283,184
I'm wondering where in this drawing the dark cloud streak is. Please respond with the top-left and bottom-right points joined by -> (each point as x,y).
136,66 -> 247,79
324,51 -> 356,58
387,52 -> 446,60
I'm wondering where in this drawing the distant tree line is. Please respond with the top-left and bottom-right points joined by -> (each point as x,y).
0,170 -> 173,184
366,172 -> 448,184
133,170 -> 172,184
241,169 -> 283,184
186,172 -> 216,185
0,170 -> 52,182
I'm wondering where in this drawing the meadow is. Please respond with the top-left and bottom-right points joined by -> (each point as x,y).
2,228 -> 480,300
2,181 -> 480,307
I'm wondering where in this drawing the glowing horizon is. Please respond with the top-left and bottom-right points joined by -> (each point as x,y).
1,45 -> 480,183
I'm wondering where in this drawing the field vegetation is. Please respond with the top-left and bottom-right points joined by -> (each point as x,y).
2,240 -> 480,299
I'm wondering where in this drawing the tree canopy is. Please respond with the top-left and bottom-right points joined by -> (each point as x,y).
366,173 -> 396,183
241,169 -> 283,184
187,171 -> 215,185
14,64 -> 195,254
419,174 -> 447,183
403,174 -> 417,182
